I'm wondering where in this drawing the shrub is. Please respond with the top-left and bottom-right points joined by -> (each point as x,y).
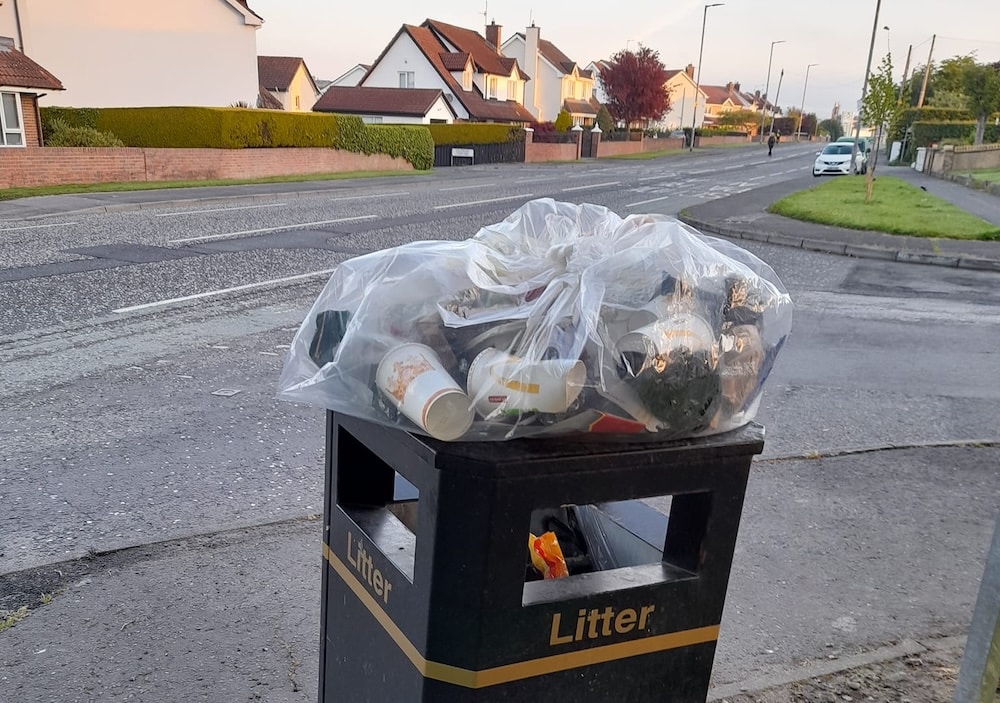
357,125 -> 434,170
425,123 -> 523,146
554,109 -> 573,133
596,105 -> 614,133
40,107 -> 99,133
44,118 -> 124,147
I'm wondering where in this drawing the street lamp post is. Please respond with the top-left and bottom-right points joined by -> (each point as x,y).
758,40 -> 786,142
796,63 -> 819,141
850,0 -> 883,170
689,3 -> 724,152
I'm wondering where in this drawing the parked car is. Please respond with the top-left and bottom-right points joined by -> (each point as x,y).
835,136 -> 872,173
813,143 -> 865,177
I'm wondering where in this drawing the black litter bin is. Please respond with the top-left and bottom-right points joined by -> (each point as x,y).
319,411 -> 764,702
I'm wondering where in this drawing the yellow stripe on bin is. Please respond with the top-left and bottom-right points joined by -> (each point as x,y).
323,543 -> 719,689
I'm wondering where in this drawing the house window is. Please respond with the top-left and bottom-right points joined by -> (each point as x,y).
362,115 -> 384,124
507,79 -> 515,100
0,92 -> 24,147
399,71 -> 415,88
488,77 -> 497,99
463,68 -> 472,91
295,95 -> 301,109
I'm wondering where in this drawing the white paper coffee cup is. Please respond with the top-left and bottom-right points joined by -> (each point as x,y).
376,343 -> 474,441
616,312 -> 717,363
467,348 -> 586,418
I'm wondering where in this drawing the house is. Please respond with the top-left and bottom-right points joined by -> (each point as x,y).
653,65 -> 706,131
257,56 -> 321,111
359,19 -> 535,123
0,36 -> 63,146
0,0 -> 261,108
313,86 -> 457,124
501,23 -> 596,125
331,64 -> 371,87
701,81 -> 756,123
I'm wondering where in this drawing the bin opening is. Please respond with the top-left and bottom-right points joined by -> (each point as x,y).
523,497 -> 704,605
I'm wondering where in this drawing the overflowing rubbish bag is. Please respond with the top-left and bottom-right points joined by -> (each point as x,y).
277,199 -> 793,441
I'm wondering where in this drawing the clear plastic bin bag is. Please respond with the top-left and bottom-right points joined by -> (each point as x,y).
278,198 -> 792,441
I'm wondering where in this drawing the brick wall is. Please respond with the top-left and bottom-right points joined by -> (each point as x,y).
0,147 -> 413,189
524,141 -> 578,163
21,94 -> 41,147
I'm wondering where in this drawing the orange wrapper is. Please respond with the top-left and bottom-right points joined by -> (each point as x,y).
529,531 -> 569,579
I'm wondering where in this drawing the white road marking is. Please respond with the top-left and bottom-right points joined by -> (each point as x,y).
626,195 -> 673,208
168,216 -> 376,244
439,183 -> 496,191
561,181 -> 620,192
433,194 -> 534,210
154,203 -> 287,217
324,191 -> 409,202
112,268 -> 339,314
748,175 -> 768,181
638,175 -> 672,181
688,169 -> 714,175
0,221 -> 78,231
515,176 -> 556,182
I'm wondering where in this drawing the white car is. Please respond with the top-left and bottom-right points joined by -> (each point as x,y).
812,143 -> 865,177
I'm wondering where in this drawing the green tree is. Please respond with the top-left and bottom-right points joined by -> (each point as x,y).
716,109 -> 758,135
860,53 -> 903,202
596,104 -> 614,133
964,62 -> 1000,144
554,109 -> 573,133
818,118 -> 844,141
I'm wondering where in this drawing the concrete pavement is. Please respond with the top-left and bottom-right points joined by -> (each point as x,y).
2,164 -> 999,701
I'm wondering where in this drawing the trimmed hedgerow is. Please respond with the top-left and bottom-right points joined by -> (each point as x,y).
38,106 -> 433,169
44,118 -> 125,147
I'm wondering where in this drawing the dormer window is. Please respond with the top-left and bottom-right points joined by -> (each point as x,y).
488,76 -> 497,99
463,66 -> 472,91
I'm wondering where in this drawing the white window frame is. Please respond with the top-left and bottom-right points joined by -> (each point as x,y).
0,91 -> 26,147
399,71 -> 415,89
463,67 -> 472,91
488,76 -> 497,99
506,79 -> 515,100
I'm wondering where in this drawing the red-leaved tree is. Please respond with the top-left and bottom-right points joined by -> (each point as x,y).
598,46 -> 671,129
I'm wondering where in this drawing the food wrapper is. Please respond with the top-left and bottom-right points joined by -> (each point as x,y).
529,532 -> 569,580
278,198 -> 792,441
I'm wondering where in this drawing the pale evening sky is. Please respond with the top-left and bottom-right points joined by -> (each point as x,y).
253,0 -> 1000,119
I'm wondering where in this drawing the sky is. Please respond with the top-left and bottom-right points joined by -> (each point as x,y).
252,0 -> 1000,119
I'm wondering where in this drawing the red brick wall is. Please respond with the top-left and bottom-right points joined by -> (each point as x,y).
596,140 -> 643,157
524,141 -> 578,163
20,94 -> 41,147
0,147 -> 414,188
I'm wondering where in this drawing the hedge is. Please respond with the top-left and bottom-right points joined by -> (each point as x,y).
425,123 -> 523,146
38,106 -> 433,169
889,107 -> 972,145
905,121 -> 1000,161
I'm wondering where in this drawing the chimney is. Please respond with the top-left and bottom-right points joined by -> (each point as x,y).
726,81 -> 734,93
685,63 -> 695,78
525,23 -> 541,119
734,82 -> 741,93
486,21 -> 502,53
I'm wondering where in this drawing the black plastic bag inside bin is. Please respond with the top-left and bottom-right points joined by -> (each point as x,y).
308,310 -> 351,367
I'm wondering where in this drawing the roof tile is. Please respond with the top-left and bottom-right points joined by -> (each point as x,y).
314,86 -> 449,117
0,42 -> 63,91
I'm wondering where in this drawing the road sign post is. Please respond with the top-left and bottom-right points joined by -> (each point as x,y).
953,516 -> 1000,703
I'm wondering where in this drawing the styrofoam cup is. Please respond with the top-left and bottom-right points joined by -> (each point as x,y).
376,343 -> 474,441
615,312 -> 717,365
467,347 -> 586,418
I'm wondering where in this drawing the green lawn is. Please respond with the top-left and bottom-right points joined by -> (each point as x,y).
970,169 -> 1000,183
0,170 -> 427,202
768,176 -> 1000,240
605,148 -> 688,160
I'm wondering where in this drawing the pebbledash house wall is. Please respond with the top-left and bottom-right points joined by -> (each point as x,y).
0,147 -> 413,188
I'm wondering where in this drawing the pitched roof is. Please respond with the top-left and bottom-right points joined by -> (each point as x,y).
257,84 -> 283,109
563,98 -> 597,116
423,19 -> 515,77
258,56 -> 318,93
226,0 -> 263,22
0,40 -> 63,91
439,52 -> 470,71
701,84 -> 751,107
538,38 -> 591,78
382,24 -> 534,123
313,86 -> 455,118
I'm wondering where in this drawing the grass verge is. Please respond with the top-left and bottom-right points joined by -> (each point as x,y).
970,169 -> 1000,184
768,175 -> 1000,240
605,148 -> 688,160
0,170 -> 428,202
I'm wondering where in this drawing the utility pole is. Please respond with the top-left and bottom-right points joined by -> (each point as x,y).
796,64 -> 818,140
689,3 -> 725,152
898,44 -> 912,105
768,68 -> 785,135
758,40 -> 785,142
917,34 -> 936,108
850,0 -> 882,172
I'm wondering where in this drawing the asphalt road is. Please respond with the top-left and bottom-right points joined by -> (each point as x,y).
1,143 -> 998,696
